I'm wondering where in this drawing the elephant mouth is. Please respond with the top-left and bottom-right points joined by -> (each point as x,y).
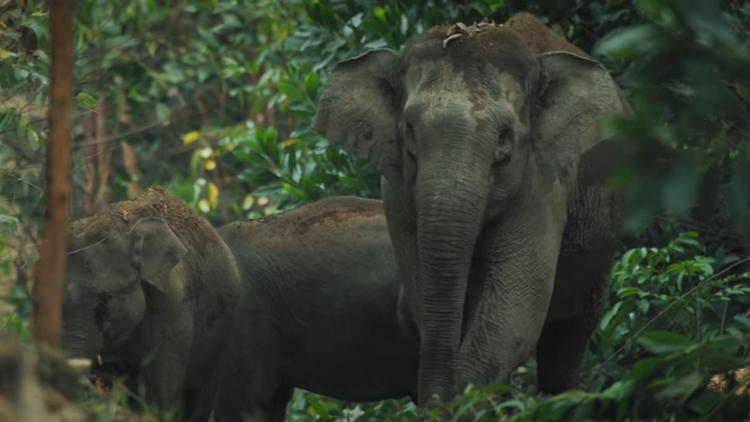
88,354 -> 129,390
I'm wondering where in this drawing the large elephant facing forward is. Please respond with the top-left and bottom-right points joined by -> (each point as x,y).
315,12 -> 629,404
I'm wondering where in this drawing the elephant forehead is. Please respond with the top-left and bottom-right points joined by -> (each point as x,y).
404,62 -> 524,123
66,234 -> 135,290
405,58 -> 524,93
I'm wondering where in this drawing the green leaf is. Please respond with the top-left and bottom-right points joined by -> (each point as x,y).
599,301 -> 622,330
593,24 -> 659,59
654,372 -> 704,403
637,331 -> 691,354
155,103 -> 170,122
279,79 -> 305,102
74,92 -> 99,109
303,72 -> 320,97
617,287 -> 643,299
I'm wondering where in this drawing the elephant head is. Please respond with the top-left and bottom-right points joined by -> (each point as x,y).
63,217 -> 187,361
315,19 -> 627,403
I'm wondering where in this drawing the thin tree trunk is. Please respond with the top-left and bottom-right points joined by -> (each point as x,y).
33,0 -> 74,349
121,140 -> 141,198
83,110 -> 97,214
83,102 -> 111,215
95,102 -> 111,206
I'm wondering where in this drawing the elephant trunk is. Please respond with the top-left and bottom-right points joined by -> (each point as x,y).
415,151 -> 491,403
61,316 -> 103,360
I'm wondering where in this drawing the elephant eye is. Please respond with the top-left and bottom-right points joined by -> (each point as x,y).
494,127 -> 513,163
498,127 -> 512,144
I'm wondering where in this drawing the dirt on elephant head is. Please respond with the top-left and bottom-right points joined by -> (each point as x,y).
416,12 -> 588,58
69,186 -> 219,255
504,12 -> 588,56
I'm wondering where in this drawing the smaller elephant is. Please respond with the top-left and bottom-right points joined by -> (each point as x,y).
62,187 -> 241,421
214,197 -> 418,422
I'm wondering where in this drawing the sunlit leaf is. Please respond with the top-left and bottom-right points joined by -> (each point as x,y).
207,182 -> 219,208
182,131 -> 201,144
198,198 -> 210,213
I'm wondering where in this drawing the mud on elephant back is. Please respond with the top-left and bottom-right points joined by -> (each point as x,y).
314,12 -> 630,405
62,186 -> 241,421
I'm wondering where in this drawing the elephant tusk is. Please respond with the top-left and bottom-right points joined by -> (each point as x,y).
67,358 -> 92,371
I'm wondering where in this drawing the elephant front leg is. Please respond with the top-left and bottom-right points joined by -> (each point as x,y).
140,308 -> 193,419
456,264 -> 556,389
536,247 -> 613,393
456,204 -> 564,390
143,347 -> 188,419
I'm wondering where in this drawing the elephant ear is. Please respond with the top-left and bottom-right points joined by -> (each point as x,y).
314,49 -> 403,186
535,51 -> 628,182
130,217 -> 187,292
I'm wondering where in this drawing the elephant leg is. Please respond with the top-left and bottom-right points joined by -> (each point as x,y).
234,314 -> 287,422
184,388 -> 214,422
456,204 -> 565,390
242,378 -> 283,421
536,315 -> 592,393
456,277 -> 554,389
269,386 -> 293,422
244,384 -> 290,422
184,368 -> 224,422
537,248 -> 611,393
143,349 -> 187,420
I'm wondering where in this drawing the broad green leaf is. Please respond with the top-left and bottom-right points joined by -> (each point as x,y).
637,331 -> 691,354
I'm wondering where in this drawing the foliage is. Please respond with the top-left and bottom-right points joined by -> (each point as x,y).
79,379 -> 161,422
590,232 -> 750,384
594,0 -> 750,230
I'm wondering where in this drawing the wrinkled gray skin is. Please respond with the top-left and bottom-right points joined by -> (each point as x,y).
214,197 -> 418,422
314,13 -> 629,404
62,187 -> 240,421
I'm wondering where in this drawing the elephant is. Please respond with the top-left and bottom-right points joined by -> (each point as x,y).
314,12 -> 630,404
62,186 -> 241,421
213,196 -> 418,422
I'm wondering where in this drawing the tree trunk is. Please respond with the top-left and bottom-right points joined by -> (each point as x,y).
121,140 -> 141,198
83,103 -> 111,215
83,109 -> 97,214
94,103 -> 111,207
33,0 -> 74,349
